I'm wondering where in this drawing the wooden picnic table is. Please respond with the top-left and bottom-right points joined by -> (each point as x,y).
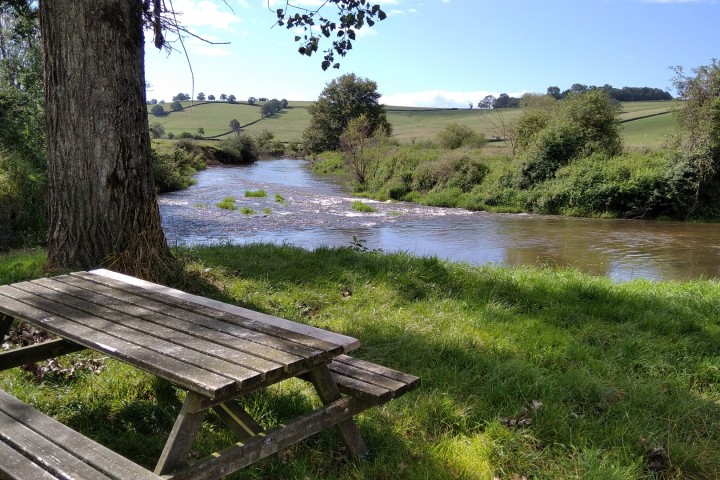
0,269 -> 419,480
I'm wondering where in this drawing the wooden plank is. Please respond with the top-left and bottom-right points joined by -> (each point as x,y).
0,338 -> 85,370
0,289 -> 238,400
83,270 -> 359,352
333,354 -> 421,387
169,396 -> 368,480
0,409 -> 114,480
7,281 -> 263,390
30,277 -> 286,379
45,276 -> 301,373
328,360 -> 408,392
74,271 -> 344,356
0,439 -> 59,480
0,389 -> 163,480
330,372 -> 392,403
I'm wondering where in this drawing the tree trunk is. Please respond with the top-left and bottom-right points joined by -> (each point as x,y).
40,0 -> 173,280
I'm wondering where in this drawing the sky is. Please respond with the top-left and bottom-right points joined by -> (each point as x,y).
143,0 -> 720,108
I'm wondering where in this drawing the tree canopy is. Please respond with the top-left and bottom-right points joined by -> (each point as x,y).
303,73 -> 392,153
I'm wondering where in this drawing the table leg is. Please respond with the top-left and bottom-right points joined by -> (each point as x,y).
0,314 -> 13,344
155,391 -> 207,475
213,400 -> 264,441
307,365 -> 368,457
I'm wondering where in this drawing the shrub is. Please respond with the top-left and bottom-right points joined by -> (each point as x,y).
0,152 -> 47,249
436,123 -> 487,149
216,196 -> 238,210
214,134 -> 259,165
351,201 -> 377,212
170,100 -> 183,111
150,104 -> 166,116
245,190 -> 267,198
151,142 -> 205,193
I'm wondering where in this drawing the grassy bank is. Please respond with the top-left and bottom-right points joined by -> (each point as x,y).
2,245 -> 720,479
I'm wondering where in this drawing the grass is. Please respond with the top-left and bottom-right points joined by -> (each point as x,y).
351,200 -> 378,213
215,196 -> 237,210
244,189 -> 267,198
148,101 -> 677,149
2,246 -> 720,479
240,207 -> 255,215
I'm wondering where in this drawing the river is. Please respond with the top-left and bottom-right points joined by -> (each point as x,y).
159,159 -> 720,282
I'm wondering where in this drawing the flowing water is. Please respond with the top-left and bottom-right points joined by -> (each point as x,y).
159,159 -> 720,282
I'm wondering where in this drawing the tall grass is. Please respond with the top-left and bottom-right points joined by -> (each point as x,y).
3,245 -> 719,479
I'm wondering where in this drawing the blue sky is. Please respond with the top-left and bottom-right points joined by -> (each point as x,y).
144,0 -> 720,108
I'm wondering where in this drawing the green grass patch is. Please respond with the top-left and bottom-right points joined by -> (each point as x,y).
216,196 -> 238,210
263,207 -> 272,215
240,207 -> 255,215
244,189 -> 267,198
274,193 -> 286,203
351,201 -> 377,213
3,244 -> 720,478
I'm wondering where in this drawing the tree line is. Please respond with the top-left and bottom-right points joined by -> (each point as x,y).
480,83 -> 672,109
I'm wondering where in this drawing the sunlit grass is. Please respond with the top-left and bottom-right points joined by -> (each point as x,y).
216,196 -> 238,210
3,245 -> 719,479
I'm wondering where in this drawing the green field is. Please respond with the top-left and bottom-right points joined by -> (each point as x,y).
148,100 -> 678,148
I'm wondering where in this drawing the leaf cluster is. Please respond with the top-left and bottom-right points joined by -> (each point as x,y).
275,0 -> 387,70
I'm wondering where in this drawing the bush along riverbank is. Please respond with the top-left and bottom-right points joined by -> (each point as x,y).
2,244 -> 720,479
314,88 -> 720,222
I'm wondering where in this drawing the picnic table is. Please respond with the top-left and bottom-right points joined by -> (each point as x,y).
0,269 -> 419,480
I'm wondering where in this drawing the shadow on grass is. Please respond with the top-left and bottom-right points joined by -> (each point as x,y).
174,243 -> 720,478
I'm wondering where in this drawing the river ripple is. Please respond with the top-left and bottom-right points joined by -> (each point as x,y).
159,159 -> 720,282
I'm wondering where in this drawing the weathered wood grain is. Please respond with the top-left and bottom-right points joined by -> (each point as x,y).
0,388 -> 163,480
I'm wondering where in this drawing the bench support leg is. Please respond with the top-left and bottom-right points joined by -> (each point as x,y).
155,392 -> 207,475
307,365 -> 368,457
0,314 -> 13,345
213,400 -> 264,441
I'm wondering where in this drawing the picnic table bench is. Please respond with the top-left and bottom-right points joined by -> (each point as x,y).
0,269 -> 419,480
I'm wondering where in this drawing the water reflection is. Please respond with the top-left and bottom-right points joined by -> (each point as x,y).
159,159 -> 720,282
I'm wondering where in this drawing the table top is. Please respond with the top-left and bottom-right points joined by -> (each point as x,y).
0,270 -> 360,402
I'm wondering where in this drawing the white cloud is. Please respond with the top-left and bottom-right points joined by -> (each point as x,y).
169,0 -> 241,30
381,89 -> 527,108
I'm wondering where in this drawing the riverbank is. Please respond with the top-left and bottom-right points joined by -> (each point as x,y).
2,245 -> 719,479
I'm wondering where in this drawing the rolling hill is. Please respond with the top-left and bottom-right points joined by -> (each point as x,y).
148,100 -> 677,148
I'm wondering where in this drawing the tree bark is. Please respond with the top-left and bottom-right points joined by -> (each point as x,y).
40,0 -> 172,280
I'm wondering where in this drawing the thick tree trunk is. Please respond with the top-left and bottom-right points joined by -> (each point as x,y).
40,0 -> 172,280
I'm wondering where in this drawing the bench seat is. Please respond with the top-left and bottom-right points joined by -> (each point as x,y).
328,355 -> 420,405
0,388 -> 162,480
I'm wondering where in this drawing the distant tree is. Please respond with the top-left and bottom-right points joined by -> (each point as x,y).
170,100 -> 183,111
150,104 -> 166,116
261,98 -> 283,116
546,86 -> 562,99
304,73 -> 392,153
493,93 -> 521,108
196,92 -> 205,101
172,92 -> 190,101
468,101 -> 474,109
208,94 -> 215,101
478,95 -> 495,109
229,118 -> 242,134
281,98 -> 289,108
197,127 -> 205,137
248,96 -> 257,105
220,93 -> 227,101
259,97 -> 268,102
519,93 -> 556,110
339,114 -> 379,184
228,94 -> 237,104
148,98 -> 158,105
